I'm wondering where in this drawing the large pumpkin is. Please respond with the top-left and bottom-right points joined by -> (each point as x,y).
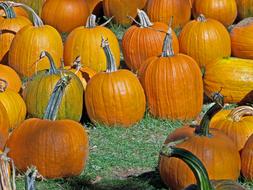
210,106 -> 253,151
241,134 -> 253,180
159,100 -> 241,190
0,2 -> 31,64
64,14 -> 120,72
0,101 -> 9,149
146,0 -> 191,29
193,0 -> 237,27
8,2 -> 63,78
41,0 -> 89,33
179,14 -> 231,69
139,27 -> 203,120
230,18 -> 253,59
236,0 -> 253,19
0,78 -> 26,130
85,38 -> 146,127
204,57 -> 253,103
103,0 -> 147,25
122,10 -> 179,72
24,51 -> 83,122
7,74 -> 89,179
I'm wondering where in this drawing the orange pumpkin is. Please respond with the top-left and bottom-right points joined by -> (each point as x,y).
146,0 -> 191,29
193,0 -> 237,27
210,106 -> 253,151
0,64 -> 21,93
103,0 -> 147,25
179,14 -> 231,68
41,0 -> 89,33
8,2 -> 63,78
139,27 -> 203,120
64,14 -> 120,72
122,10 -> 179,72
241,134 -> 253,180
236,0 -> 253,19
231,18 -> 253,59
85,38 -> 146,127
7,74 -> 89,179
0,2 -> 31,64
0,102 -> 9,149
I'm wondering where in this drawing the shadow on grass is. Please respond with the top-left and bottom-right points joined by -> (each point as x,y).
64,170 -> 167,190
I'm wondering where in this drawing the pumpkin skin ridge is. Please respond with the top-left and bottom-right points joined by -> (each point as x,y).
241,134 -> 253,180
0,101 -> 9,149
236,0 -> 253,19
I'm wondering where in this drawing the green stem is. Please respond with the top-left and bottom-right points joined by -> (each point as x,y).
0,2 -> 16,18
160,146 -> 214,190
39,51 -> 59,75
101,37 -> 117,73
136,9 -> 153,28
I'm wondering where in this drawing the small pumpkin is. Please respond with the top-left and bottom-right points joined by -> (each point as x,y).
7,74 -> 89,179
139,27 -> 203,120
85,38 -> 146,127
230,17 -> 253,60
0,2 -> 31,64
8,2 -> 63,78
64,14 -> 120,72
236,0 -> 253,19
179,14 -> 231,68
0,64 -> 21,92
0,78 -> 26,130
193,0 -> 237,27
241,134 -> 253,180
204,57 -> 253,103
122,10 -> 179,72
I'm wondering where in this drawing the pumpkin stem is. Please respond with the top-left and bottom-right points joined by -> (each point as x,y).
71,56 -> 82,74
195,93 -> 224,137
25,167 -> 38,190
0,2 -> 16,18
228,106 -> 253,122
0,79 -> 8,93
197,14 -> 207,22
5,1 -> 43,27
162,17 -> 174,57
160,144 -> 214,190
86,14 -> 97,28
39,51 -> 59,75
43,72 -> 73,120
135,9 -> 153,28
101,37 -> 117,73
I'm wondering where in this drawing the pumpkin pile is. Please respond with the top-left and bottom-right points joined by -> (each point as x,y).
0,0 -> 253,189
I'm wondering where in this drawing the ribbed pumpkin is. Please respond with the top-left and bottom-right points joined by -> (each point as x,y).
193,0 -> 237,27
0,78 -> 26,130
179,14 -> 231,69
204,57 -> 253,103
8,2 -> 63,78
0,2 -> 31,64
231,18 -> 253,59
41,0 -> 89,33
160,146 -> 245,190
236,0 -> 253,19
0,64 -> 21,93
241,134 -> 253,180
7,74 -> 89,179
139,27 -> 203,120
122,10 -> 179,72
210,106 -> 253,151
0,101 -> 9,149
24,51 -> 83,122
146,0 -> 191,29
85,38 -> 146,127
159,100 -> 241,190
64,14 -> 120,72
103,0 -> 147,25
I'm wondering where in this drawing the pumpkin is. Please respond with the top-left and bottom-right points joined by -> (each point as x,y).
87,0 -> 103,16
0,102 -> 9,149
236,0 -> 253,19
160,145 -> 245,190
0,78 -> 26,130
230,17 -> 253,59
41,0 -> 89,33
64,14 -> 120,72
122,10 -> 179,72
204,57 -> 253,103
24,51 -> 83,122
0,2 -> 31,64
179,14 -> 231,69
103,0 -> 147,25
13,0 -> 46,16
8,2 -> 63,78
7,74 -> 89,179
241,134 -> 253,180
193,0 -> 237,27
146,0 -> 191,29
139,27 -> 203,120
85,38 -> 146,127
159,99 -> 241,190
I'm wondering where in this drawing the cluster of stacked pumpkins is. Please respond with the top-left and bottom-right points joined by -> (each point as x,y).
0,0 -> 253,189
